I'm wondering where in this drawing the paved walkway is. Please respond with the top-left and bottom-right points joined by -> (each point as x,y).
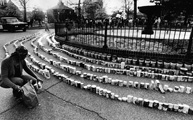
0,29 -> 193,120
0,29 -> 107,120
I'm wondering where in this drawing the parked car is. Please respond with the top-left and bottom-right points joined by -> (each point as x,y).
0,20 -> 2,30
0,17 -> 28,32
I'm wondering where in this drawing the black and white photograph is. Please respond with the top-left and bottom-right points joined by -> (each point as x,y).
0,0 -> 193,119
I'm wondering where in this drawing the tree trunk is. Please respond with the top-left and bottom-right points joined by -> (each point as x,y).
133,0 -> 137,26
24,8 -> 27,22
23,0 -> 27,22
184,12 -> 189,26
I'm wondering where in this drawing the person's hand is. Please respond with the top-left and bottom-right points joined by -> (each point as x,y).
15,85 -> 22,92
33,79 -> 43,92
36,78 -> 43,83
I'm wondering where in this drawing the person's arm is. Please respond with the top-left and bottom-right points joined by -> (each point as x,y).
1,60 -> 20,90
22,60 -> 43,82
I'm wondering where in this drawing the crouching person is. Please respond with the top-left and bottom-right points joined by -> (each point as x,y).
0,46 -> 43,99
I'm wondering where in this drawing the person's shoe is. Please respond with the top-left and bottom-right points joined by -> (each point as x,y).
12,89 -> 22,100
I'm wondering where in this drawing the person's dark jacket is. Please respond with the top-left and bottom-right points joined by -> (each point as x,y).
0,56 -> 38,89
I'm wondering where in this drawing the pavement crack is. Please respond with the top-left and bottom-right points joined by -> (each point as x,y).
45,80 -> 63,91
45,69 -> 108,120
0,103 -> 19,115
46,90 -> 108,120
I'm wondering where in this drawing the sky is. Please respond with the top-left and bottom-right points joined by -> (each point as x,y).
13,0 -> 155,14
103,0 -> 155,14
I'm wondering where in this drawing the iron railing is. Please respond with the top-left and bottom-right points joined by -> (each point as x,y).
54,20 -> 193,62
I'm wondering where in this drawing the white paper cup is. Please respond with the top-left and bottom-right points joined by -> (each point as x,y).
132,97 -> 138,104
121,62 -> 125,69
182,104 -> 190,114
127,95 -> 133,103
179,86 -> 185,93
186,87 -> 192,94
173,104 -> 179,112
122,97 -> 128,102
164,62 -> 170,69
148,100 -> 154,108
43,69 -> 51,79
158,102 -> 163,110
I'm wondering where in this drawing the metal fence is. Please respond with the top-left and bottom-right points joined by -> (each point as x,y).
55,19 -> 193,61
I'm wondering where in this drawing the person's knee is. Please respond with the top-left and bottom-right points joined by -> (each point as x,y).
16,80 -> 24,86
11,77 -> 24,86
21,75 -> 37,84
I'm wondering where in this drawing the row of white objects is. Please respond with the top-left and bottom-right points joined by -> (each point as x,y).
28,42 -> 193,114
47,38 -> 193,77
41,39 -> 193,83
60,43 -> 193,71
54,44 -> 193,78
7,32 -> 193,115
27,43 -> 193,114
28,37 -> 193,94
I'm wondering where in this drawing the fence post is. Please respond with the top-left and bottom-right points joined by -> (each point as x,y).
103,20 -> 108,49
65,22 -> 69,41
186,27 -> 193,58
55,23 -> 57,36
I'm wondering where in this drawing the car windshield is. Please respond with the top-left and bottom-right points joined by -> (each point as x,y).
2,18 -> 19,23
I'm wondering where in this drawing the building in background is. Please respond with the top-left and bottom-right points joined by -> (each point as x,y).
0,0 -> 7,8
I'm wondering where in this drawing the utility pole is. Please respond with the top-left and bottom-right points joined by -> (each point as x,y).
78,0 -> 81,19
133,0 -> 137,26
124,0 -> 127,12
17,0 -> 28,22
23,0 -> 27,22
70,0 -> 82,27
69,0 -> 81,18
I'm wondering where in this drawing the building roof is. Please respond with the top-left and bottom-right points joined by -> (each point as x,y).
52,0 -> 73,10
7,0 -> 16,6
7,0 -> 20,11
0,0 -> 19,10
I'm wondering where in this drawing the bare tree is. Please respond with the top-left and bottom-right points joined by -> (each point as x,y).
122,0 -> 133,19
122,0 -> 138,26
16,0 -> 30,22
82,0 -> 105,19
